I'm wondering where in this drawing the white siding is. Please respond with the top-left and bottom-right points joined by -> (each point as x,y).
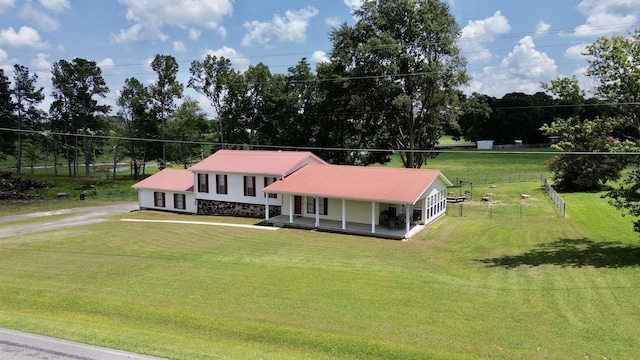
194,172 -> 283,206
137,189 -> 197,214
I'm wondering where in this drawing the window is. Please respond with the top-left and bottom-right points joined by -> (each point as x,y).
264,177 -> 277,198
387,205 -> 397,217
154,192 -> 165,207
244,176 -> 256,197
216,174 -> 227,194
174,194 -> 186,210
306,197 -> 328,215
198,173 -> 209,193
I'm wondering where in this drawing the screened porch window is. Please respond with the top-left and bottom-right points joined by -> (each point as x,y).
306,197 -> 328,215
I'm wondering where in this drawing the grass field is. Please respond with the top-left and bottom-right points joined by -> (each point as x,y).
1,149 -> 640,359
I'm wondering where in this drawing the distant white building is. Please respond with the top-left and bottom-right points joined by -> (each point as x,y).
477,140 -> 494,150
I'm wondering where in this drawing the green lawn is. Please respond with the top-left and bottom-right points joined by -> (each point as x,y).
1,180 -> 639,359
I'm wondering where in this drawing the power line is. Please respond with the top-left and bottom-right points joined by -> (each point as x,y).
2,127 -> 640,156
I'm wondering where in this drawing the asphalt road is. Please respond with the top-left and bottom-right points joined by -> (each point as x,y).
0,203 -> 140,237
0,328 -> 166,359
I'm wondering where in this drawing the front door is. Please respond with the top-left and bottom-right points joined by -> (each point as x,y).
294,196 -> 302,215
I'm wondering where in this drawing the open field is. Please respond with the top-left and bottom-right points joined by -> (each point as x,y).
1,148 -> 639,359
1,180 -> 640,359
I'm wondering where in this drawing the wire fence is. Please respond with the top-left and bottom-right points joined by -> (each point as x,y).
445,202 -> 559,219
541,173 -> 566,217
449,172 -> 543,186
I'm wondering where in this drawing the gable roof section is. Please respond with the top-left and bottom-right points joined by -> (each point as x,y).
131,168 -> 194,192
188,149 -> 326,177
264,164 -> 452,204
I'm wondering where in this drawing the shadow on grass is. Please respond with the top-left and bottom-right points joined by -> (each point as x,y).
480,238 -> 640,269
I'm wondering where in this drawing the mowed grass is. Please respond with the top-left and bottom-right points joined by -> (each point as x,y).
1,185 -> 640,359
1,149 -> 640,359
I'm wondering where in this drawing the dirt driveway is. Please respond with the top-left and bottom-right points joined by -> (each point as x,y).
0,202 -> 139,238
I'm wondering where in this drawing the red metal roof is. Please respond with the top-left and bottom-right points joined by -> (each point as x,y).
264,164 -> 451,204
131,168 -> 194,192
188,149 -> 326,176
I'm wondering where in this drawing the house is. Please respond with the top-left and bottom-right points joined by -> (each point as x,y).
131,168 -> 197,213
186,149 -> 326,217
132,150 -> 452,239
263,164 -> 452,239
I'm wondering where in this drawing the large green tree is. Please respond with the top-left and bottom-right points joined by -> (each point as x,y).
325,0 -> 467,168
0,69 -> 14,160
165,97 -> 210,168
117,77 -> 154,180
259,59 -> 320,149
539,76 -> 627,191
50,58 -> 110,177
149,54 -> 183,168
586,30 -> 640,232
188,55 -> 238,148
11,65 -> 44,175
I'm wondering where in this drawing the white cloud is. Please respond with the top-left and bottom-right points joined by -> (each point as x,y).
569,0 -> 640,37
173,41 -> 186,52
32,52 -> 51,70
188,29 -> 201,41
0,26 -> 48,49
466,36 -> 557,97
242,7 -> 319,47
97,57 -> 115,69
459,11 -> 511,62
21,4 -> 60,31
344,0 -> 362,12
218,26 -> 227,39
39,0 -> 70,13
0,48 -> 8,62
0,0 -> 14,12
325,16 -> 341,28
535,21 -> 550,36
203,46 -> 250,72
565,43 -> 588,60
311,50 -> 329,64
113,0 -> 233,43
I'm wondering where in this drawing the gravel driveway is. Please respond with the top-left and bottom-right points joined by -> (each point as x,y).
0,202 -> 139,238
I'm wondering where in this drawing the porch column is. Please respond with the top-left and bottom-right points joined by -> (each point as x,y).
265,194 -> 270,221
405,204 -> 411,234
315,196 -> 320,227
371,201 -> 376,233
289,195 -> 294,223
341,199 -> 346,229
422,197 -> 427,224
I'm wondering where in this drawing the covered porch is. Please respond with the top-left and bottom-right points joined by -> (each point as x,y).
266,214 -> 425,240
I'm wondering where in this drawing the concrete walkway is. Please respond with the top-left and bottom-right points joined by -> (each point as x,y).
120,218 -> 279,230
0,328 -> 165,359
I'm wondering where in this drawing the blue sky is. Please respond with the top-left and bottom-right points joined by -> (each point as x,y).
1,0 -> 640,114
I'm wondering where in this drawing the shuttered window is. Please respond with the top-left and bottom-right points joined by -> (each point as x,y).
216,174 -> 227,194
244,176 -> 256,197
154,192 -> 165,207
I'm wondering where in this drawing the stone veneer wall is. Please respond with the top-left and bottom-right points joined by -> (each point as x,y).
197,199 -> 281,218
